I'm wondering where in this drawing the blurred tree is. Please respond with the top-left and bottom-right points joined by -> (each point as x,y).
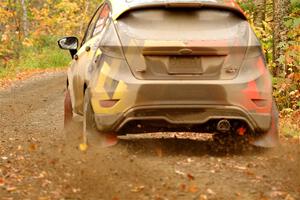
253,0 -> 266,28
273,0 -> 291,76
80,0 -> 91,36
20,0 -> 29,38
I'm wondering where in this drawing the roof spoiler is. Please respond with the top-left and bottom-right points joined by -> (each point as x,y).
115,2 -> 247,20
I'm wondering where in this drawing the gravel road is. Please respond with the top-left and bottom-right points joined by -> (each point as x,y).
0,72 -> 299,200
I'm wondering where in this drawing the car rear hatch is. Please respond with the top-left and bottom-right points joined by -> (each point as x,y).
115,6 -> 254,80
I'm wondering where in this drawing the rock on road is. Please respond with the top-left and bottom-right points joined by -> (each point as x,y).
0,72 -> 299,200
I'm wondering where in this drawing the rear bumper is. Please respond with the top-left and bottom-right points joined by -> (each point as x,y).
89,58 -> 273,134
94,104 -> 271,133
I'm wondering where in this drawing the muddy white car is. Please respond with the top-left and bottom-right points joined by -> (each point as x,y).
58,0 -> 279,148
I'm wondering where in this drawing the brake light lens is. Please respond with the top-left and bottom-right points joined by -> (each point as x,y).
99,99 -> 119,108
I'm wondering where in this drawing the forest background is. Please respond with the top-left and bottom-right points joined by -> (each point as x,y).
0,0 -> 299,137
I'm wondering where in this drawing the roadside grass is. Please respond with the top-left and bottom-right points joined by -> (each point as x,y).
0,67 -> 11,79
0,35 -> 70,79
280,111 -> 300,138
18,46 -> 70,70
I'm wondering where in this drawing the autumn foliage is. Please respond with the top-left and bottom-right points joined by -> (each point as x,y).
0,0 -> 100,72
237,0 -> 299,110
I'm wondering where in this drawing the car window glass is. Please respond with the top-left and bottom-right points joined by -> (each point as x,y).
92,4 -> 110,36
117,9 -> 248,42
81,5 -> 103,45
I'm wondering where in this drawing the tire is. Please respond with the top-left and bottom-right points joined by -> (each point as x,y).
64,89 -> 73,127
83,89 -> 118,148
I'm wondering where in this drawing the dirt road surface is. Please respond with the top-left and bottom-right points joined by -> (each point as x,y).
0,72 -> 299,200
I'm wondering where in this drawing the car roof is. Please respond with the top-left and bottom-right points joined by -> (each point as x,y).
108,0 -> 245,20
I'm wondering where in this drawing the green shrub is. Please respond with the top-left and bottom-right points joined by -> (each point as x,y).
0,35 -> 70,78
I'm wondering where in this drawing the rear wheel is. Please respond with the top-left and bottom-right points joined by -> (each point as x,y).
83,89 -> 118,149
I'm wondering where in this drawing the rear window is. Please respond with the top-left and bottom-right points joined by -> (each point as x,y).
117,8 -> 250,42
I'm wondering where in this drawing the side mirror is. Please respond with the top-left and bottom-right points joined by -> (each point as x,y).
57,36 -> 79,58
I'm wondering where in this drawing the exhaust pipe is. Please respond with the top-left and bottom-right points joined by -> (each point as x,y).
217,119 -> 231,133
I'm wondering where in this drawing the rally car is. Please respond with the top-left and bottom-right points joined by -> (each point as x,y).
58,0 -> 279,148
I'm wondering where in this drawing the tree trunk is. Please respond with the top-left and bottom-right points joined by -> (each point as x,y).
20,0 -> 29,38
80,0 -> 90,36
273,0 -> 291,76
253,0 -> 266,28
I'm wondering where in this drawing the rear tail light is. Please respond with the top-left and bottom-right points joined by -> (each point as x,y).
99,100 -> 119,108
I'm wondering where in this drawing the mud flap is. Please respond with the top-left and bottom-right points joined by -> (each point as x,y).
251,102 -> 279,148
85,128 -> 119,148
82,90 -> 118,150
83,129 -> 118,149
64,89 -> 73,127
99,133 -> 118,147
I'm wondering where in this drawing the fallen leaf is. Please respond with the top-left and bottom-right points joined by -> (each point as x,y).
199,194 -> 208,200
179,183 -> 186,191
234,165 -> 247,170
36,171 -> 47,178
79,143 -> 88,152
189,185 -> 198,193
131,185 -> 145,192
72,188 -> 81,193
16,156 -> 24,161
175,169 -> 185,176
207,188 -> 216,195
187,173 -> 195,181
38,197 -> 50,200
235,192 -> 241,196
29,143 -> 38,151
49,158 -> 59,165
6,186 -> 17,192
0,178 -> 5,186
245,170 -> 255,177
42,180 -> 52,187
